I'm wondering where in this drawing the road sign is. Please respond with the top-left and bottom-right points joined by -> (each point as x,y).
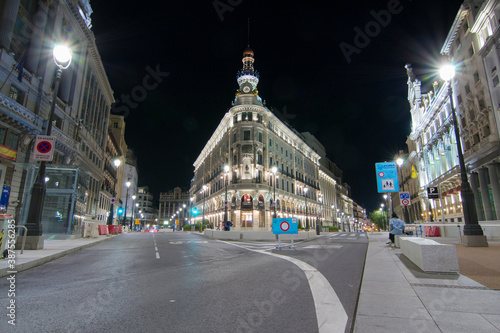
272,217 -> 298,234
399,191 -> 411,206
375,162 -> 399,193
33,135 -> 55,161
427,187 -> 439,199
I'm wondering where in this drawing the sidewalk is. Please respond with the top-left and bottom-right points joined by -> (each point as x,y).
354,232 -> 500,333
0,234 -> 119,278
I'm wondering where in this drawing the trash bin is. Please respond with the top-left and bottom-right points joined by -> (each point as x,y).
0,214 -> 15,258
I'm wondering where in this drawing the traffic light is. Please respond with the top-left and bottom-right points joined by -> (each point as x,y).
117,207 -> 124,216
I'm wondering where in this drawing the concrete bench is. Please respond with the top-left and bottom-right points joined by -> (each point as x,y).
399,237 -> 459,273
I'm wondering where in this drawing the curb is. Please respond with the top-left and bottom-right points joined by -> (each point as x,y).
0,235 -> 119,278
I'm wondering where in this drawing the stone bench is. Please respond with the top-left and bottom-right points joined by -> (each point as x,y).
399,237 -> 459,273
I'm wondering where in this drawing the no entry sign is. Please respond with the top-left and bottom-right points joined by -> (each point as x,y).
272,217 -> 298,234
33,135 -> 55,161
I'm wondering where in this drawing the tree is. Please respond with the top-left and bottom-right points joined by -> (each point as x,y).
369,210 -> 386,231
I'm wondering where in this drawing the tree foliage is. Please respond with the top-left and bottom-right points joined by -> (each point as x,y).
369,210 -> 387,230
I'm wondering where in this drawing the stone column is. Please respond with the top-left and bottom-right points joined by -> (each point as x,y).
478,168 -> 493,220
469,172 -> 485,221
487,163 -> 500,220
0,0 -> 21,50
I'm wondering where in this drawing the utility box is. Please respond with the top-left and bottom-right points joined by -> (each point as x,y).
0,214 -> 15,258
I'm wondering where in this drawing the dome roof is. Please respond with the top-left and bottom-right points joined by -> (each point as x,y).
243,46 -> 254,57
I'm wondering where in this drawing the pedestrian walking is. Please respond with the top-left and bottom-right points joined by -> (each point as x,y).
387,212 -> 405,245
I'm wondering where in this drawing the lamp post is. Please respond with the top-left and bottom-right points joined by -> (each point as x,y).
107,158 -> 121,225
271,166 -> 277,218
383,194 -> 388,231
131,195 -> 136,230
439,64 -> 488,246
123,180 -> 131,228
25,44 -> 72,249
224,165 -> 229,225
201,185 -> 208,232
304,187 -> 309,231
190,197 -> 194,225
135,202 -> 139,230
396,157 -> 411,224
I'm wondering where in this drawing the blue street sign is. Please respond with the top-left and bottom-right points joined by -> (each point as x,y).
272,218 -> 298,234
375,162 -> 400,193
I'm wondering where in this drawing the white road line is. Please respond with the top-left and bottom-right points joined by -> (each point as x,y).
219,240 -> 348,333
153,234 -> 160,259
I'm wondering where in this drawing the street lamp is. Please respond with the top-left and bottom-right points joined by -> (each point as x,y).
107,158 -> 121,225
131,195 -> 136,230
224,165 -> 230,225
135,202 -> 139,229
123,180 -> 131,228
383,194 -> 388,231
25,44 -> 72,249
201,185 -> 208,232
271,166 -> 277,218
396,156 -> 410,224
304,187 -> 309,231
439,64 -> 488,246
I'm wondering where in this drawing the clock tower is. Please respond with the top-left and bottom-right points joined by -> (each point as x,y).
237,46 -> 259,95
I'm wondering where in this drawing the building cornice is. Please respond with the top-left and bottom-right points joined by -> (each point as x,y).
441,4 -> 469,55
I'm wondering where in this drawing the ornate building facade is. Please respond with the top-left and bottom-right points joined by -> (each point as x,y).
0,0 -> 115,240
190,47 -> 355,231
405,0 -> 500,223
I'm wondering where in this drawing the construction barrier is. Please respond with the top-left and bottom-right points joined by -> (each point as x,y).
424,226 -> 441,237
98,225 -> 108,235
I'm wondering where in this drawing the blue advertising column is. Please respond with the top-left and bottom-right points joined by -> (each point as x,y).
272,217 -> 298,249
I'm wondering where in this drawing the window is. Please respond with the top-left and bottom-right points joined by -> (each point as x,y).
0,127 -> 19,150
243,130 -> 251,140
269,138 -> 272,147
5,131 -> 18,150
473,72 -> 480,84
9,85 -> 25,105
493,76 -> 499,87
258,132 -> 263,143
233,133 -> 237,142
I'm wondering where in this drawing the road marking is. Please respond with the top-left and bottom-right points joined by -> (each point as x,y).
304,245 -> 343,249
153,234 -> 160,259
169,240 -> 208,244
219,240 -> 348,333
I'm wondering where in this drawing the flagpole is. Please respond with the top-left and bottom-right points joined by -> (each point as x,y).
0,51 -> 25,92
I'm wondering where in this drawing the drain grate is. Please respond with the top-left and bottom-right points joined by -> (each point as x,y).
411,283 -> 490,290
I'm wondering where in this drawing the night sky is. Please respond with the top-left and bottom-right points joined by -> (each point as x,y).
90,0 -> 464,214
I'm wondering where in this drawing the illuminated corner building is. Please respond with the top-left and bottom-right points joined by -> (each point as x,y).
300,132 -> 356,229
159,187 -> 190,228
0,1 -> 114,241
190,46 -> 325,231
405,0 -> 500,224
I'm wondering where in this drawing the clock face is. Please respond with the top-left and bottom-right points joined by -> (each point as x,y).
242,86 -> 251,93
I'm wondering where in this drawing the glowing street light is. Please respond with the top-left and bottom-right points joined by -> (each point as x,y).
439,63 -> 487,246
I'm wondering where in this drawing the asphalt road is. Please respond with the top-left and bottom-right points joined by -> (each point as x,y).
0,231 -> 368,333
